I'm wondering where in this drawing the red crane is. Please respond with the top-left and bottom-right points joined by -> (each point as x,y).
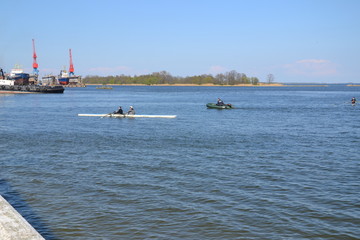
69,48 -> 74,76
32,39 -> 39,75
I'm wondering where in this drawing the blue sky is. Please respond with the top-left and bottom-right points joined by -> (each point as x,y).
1,0 -> 359,83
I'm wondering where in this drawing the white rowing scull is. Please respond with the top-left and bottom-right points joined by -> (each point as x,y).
78,114 -> 177,119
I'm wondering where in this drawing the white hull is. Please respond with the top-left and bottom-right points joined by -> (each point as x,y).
0,79 -> 15,85
78,114 -> 177,119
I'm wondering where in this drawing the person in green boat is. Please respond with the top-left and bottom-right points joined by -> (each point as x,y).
216,98 -> 225,106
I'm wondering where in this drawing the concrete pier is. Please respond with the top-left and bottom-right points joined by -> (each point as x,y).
0,195 -> 44,240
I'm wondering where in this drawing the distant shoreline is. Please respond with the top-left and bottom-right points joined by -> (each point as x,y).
86,83 -> 284,87
86,83 -> 360,87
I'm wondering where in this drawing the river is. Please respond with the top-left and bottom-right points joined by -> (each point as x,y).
0,85 -> 359,239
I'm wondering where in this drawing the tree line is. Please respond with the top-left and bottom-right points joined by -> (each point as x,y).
83,70 -> 261,85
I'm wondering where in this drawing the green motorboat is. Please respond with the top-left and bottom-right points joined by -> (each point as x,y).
206,103 -> 234,109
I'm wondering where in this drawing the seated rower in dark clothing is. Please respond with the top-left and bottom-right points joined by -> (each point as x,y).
351,97 -> 356,105
113,106 -> 123,114
216,98 -> 225,106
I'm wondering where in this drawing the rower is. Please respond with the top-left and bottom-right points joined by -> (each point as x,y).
113,106 -> 123,114
351,97 -> 356,105
127,106 -> 135,115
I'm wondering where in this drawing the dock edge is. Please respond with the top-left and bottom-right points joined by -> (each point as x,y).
0,195 -> 45,240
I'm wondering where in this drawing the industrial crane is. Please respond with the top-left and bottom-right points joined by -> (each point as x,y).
32,39 -> 39,75
69,48 -> 74,76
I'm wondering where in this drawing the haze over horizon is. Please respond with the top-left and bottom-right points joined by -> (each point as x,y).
1,0 -> 359,83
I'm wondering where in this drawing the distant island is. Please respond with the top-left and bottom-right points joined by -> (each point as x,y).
83,70 -> 279,86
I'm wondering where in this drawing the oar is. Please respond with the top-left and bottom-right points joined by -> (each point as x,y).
101,113 -> 113,118
344,102 -> 356,105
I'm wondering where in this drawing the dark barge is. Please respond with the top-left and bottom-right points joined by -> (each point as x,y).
0,67 -> 64,94
0,84 -> 64,93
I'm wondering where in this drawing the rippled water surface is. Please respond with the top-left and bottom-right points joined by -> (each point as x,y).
0,85 -> 359,239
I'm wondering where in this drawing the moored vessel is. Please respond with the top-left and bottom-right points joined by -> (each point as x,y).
96,84 -> 113,89
56,69 -> 85,87
58,69 -> 70,85
56,49 -> 85,87
0,67 -> 64,94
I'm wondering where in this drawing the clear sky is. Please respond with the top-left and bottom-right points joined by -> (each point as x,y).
1,0 -> 359,83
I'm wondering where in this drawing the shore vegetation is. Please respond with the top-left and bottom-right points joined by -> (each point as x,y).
83,70 -> 263,86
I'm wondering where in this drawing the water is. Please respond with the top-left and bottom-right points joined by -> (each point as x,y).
0,85 -> 359,239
